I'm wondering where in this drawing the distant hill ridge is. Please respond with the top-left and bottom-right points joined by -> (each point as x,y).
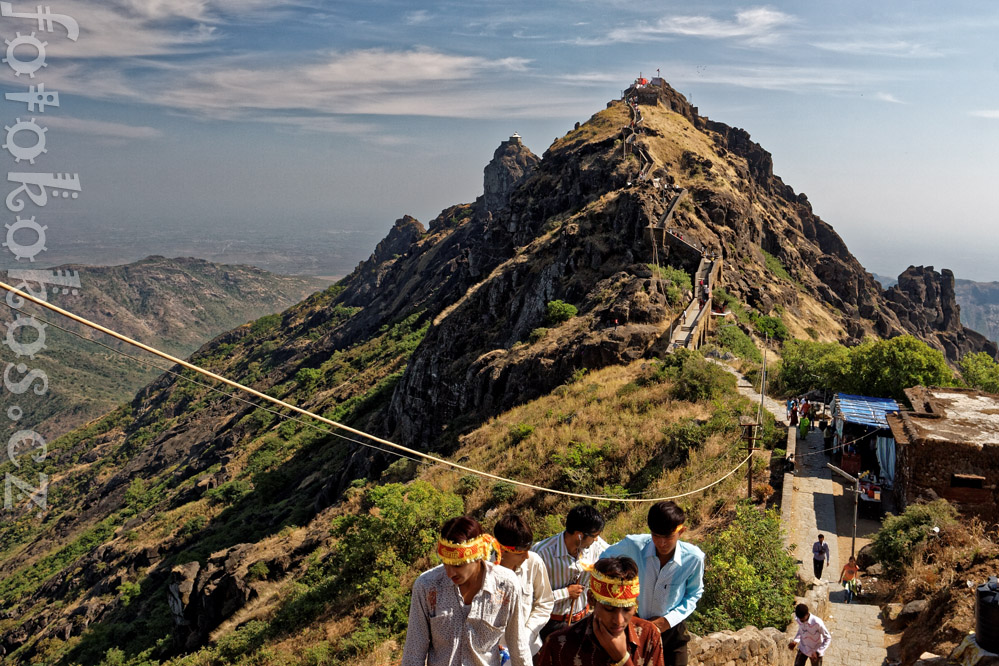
4,255 -> 328,440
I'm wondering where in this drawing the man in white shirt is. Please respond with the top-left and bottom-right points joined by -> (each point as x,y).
494,513 -> 555,655
532,504 -> 609,642
787,603 -> 831,666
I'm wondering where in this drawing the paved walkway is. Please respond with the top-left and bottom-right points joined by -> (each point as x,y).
823,602 -> 888,666
790,429 -> 888,666
710,359 -> 786,420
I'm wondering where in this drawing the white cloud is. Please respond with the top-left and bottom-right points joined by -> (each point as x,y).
50,48 -> 589,127
404,10 -> 431,25
609,7 -> 795,45
969,110 -> 999,119
40,116 -> 163,139
669,64 -> 888,93
813,39 -> 944,58
874,92 -> 905,104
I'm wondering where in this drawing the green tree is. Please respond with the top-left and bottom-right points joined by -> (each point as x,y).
690,504 -> 797,634
545,300 -> 578,325
771,339 -> 850,397
959,351 -> 999,394
847,335 -> 953,400
328,481 -> 463,630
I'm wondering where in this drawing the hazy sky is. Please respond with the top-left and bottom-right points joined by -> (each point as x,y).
2,1 -> 998,279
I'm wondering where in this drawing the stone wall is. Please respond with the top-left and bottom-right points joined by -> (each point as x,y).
896,437 -> 999,521
688,626 -> 794,666
686,582 -> 829,666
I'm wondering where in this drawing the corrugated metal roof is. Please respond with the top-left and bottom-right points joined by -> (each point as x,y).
833,393 -> 900,428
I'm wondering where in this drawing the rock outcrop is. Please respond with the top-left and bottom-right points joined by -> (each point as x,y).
479,133 -> 539,216
884,266 -> 998,360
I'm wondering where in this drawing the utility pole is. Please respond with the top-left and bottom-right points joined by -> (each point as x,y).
741,416 -> 757,499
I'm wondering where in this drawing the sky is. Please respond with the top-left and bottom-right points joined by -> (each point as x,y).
1,1 -> 998,280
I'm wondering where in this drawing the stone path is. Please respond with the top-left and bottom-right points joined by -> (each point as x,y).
823,602 -> 888,666
788,428 -> 840,583
791,431 -> 888,666
710,359 -> 786,420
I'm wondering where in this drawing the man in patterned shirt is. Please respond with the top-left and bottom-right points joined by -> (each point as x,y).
532,504 -> 609,642
536,556 -> 664,666
402,516 -> 533,666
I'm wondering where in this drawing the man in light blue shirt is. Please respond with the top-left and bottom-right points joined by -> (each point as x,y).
600,501 -> 704,666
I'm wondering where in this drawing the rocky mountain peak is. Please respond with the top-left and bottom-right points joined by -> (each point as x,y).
479,133 -> 539,216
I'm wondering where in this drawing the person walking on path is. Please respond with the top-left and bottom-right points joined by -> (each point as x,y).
495,514 -> 555,655
787,603 -> 831,666
600,501 -> 704,666
790,401 -> 799,427
811,535 -> 830,580
535,557 -> 665,666
533,505 -> 609,642
838,556 -> 861,604
799,415 -> 811,440
786,398 -> 792,420
402,516 -> 533,666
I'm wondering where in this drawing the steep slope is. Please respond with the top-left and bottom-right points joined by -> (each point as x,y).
0,78 -> 993,664
4,256 -> 328,441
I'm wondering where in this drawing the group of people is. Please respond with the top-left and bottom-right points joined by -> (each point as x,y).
787,397 -> 821,436
402,502 -> 836,666
812,533 -> 863,604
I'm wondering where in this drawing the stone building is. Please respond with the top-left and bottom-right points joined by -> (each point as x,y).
887,386 -> 999,520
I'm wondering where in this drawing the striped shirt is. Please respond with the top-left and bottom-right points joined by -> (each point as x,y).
531,532 -> 609,616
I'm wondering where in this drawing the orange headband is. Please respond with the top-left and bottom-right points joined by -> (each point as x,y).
438,534 -> 502,566
498,543 -> 529,555
589,568 -> 640,607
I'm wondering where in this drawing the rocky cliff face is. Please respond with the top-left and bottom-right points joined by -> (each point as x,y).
883,266 -> 998,360
480,134 -> 539,216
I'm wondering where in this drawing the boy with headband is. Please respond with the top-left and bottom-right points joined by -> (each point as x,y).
402,516 -> 533,666
600,502 -> 703,666
494,513 -> 555,656
536,557 -> 664,666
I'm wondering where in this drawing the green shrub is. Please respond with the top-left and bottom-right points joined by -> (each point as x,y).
871,500 -> 958,575
456,475 -> 480,498
529,327 -> 550,343
509,423 -> 535,444
179,516 -> 207,537
248,561 -> 270,581
750,313 -> 789,342
491,482 -> 518,505
716,325 -> 762,362
689,504 -> 797,634
205,479 -> 252,505
661,349 -> 737,402
569,367 -> 589,384
546,300 -> 578,325
118,580 -> 141,605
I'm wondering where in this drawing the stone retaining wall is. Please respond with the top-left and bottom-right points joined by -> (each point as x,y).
688,626 -> 794,666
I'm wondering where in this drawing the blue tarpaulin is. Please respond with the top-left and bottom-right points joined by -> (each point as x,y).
833,393 -> 900,428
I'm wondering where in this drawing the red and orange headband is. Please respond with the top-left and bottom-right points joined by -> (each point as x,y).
589,568 -> 640,607
437,534 -> 502,566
